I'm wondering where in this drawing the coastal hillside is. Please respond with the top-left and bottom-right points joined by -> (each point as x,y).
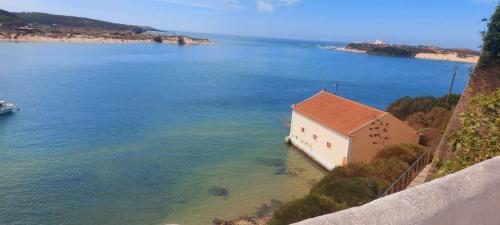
0,9 -> 24,25
339,42 -> 480,63
0,9 -> 156,33
0,9 -> 212,45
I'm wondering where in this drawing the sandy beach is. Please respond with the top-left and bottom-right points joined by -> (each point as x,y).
333,47 -> 478,63
0,34 -> 212,45
415,52 -> 479,63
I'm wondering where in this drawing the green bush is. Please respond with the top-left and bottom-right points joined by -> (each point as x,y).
372,158 -> 410,183
438,88 -> 500,176
311,176 -> 385,206
268,194 -> 347,225
372,144 -> 424,165
319,162 -> 375,179
387,94 -> 459,120
425,107 -> 453,131
270,144 -> 423,225
407,107 -> 452,131
310,164 -> 386,206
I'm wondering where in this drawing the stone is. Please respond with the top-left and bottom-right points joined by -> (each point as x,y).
208,186 -> 229,197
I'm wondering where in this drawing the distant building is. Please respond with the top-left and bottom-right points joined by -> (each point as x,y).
18,26 -> 34,30
288,90 -> 419,170
374,39 -> 385,45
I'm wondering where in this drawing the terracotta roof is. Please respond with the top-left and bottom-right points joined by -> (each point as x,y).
293,90 -> 385,136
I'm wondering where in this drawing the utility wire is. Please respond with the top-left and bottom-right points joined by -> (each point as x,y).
337,67 -> 461,89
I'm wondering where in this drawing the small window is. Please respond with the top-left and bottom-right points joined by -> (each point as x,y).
301,127 -> 305,133
326,142 -> 331,148
313,134 -> 317,140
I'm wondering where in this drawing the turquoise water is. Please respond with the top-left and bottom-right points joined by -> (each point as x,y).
0,36 -> 472,225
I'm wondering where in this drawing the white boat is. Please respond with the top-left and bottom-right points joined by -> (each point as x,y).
0,100 -> 15,115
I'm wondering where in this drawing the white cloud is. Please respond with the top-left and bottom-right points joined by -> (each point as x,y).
256,0 -> 299,13
257,0 -> 274,12
156,0 -> 242,10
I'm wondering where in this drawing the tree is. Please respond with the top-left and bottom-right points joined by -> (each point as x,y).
478,3 -> 500,68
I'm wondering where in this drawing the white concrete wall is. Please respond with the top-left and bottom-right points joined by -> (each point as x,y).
289,110 -> 350,170
293,156 -> 500,225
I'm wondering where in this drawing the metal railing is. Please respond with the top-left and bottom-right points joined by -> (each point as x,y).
379,149 -> 433,198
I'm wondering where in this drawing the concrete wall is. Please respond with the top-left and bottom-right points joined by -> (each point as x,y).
349,113 -> 419,163
293,156 -> 500,225
290,110 -> 350,170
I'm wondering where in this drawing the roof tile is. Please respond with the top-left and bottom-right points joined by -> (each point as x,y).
293,91 -> 385,136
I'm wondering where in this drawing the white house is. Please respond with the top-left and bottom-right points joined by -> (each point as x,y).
374,39 -> 385,45
288,90 -> 419,170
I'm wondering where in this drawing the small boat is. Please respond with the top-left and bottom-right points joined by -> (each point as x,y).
0,100 -> 15,115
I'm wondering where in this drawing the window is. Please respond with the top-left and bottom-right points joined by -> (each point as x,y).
326,142 -> 331,148
301,127 -> 305,133
313,134 -> 317,140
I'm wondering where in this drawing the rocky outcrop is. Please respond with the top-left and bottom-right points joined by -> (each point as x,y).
340,43 -> 479,63
213,199 -> 283,225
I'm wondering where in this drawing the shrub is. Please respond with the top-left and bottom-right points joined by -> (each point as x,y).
372,144 -> 424,165
311,176 -> 385,206
321,162 -> 375,179
269,144 -> 422,225
387,94 -> 459,120
407,111 -> 428,129
438,88 -> 500,176
372,158 -> 410,183
268,194 -> 346,225
425,107 -> 453,131
407,107 -> 452,131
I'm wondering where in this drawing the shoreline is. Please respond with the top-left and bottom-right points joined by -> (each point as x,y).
333,47 -> 478,64
414,52 -> 478,64
0,34 -> 214,45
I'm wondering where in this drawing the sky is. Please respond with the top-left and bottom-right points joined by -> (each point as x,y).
1,0 -> 498,49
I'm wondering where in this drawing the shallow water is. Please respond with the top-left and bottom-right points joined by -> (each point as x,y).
0,36 -> 471,225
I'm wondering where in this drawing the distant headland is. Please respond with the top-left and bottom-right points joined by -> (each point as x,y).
334,40 -> 479,63
0,9 -> 213,45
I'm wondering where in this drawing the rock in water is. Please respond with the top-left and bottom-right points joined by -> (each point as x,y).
208,186 -> 229,197
256,158 -> 285,167
152,35 -> 162,43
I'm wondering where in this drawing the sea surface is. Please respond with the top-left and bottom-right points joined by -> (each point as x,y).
0,35 -> 472,225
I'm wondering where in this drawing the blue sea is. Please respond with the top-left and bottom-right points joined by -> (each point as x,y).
0,35 -> 472,225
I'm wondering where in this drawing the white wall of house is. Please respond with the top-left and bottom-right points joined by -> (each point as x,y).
289,110 -> 350,170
